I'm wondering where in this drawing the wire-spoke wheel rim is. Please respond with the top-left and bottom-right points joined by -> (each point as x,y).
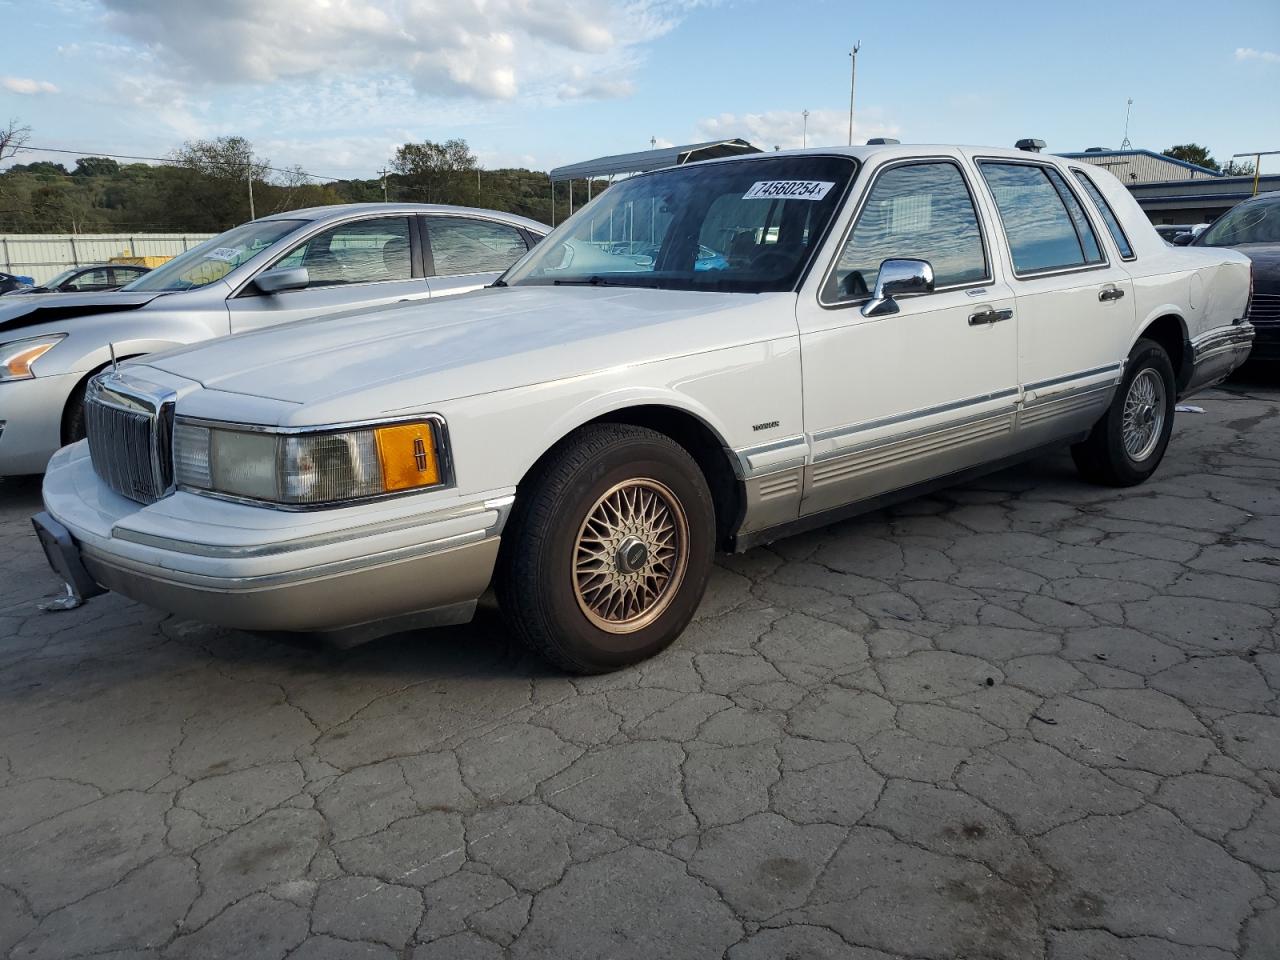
572,478 -> 690,634
1122,367 -> 1166,463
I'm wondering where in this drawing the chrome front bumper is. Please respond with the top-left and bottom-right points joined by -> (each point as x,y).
1183,322 -> 1255,397
39,442 -> 511,639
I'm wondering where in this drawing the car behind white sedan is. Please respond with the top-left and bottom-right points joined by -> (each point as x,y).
35,143 -> 1253,672
0,203 -> 546,476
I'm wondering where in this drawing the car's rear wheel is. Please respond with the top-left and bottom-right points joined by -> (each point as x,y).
1071,338 -> 1176,486
496,423 -> 715,673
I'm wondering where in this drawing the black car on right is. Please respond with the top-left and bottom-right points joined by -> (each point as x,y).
1188,192 -> 1280,359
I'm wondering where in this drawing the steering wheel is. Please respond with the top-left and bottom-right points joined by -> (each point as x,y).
747,250 -> 796,277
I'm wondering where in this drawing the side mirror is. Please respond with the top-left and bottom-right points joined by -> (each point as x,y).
862,258 -> 934,317
254,266 -> 309,294
1171,233 -> 1194,246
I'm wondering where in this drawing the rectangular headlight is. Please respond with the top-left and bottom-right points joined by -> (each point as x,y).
174,418 -> 447,507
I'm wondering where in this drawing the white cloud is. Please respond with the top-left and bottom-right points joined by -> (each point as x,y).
696,108 -> 899,151
1235,47 -> 1280,63
95,0 -> 697,101
2,76 -> 60,95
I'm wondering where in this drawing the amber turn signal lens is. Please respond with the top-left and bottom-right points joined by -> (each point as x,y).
374,423 -> 440,492
0,338 -> 62,380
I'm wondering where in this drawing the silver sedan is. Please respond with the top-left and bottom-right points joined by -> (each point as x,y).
0,203 -> 547,475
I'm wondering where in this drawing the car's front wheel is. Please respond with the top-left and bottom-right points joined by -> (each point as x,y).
1071,337 -> 1176,486
496,423 -> 715,673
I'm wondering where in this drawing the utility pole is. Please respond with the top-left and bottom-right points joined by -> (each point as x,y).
802,109 -> 810,149
1120,98 -> 1133,150
847,43 -> 860,146
379,167 -> 389,202
246,156 -> 255,220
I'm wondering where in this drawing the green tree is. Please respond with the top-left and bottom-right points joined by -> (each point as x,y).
391,139 -> 477,204
1163,143 -> 1220,172
72,156 -> 121,178
1222,158 -> 1256,177
167,136 -> 272,228
6,161 -> 68,178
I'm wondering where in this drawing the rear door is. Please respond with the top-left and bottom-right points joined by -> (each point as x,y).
973,158 -> 1136,444
422,215 -> 532,297
227,214 -> 431,333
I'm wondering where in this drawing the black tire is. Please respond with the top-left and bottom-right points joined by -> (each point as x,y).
62,378 -> 89,445
1071,338 -> 1176,487
496,423 -> 715,674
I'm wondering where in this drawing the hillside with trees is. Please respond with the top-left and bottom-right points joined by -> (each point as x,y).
0,128 -> 587,233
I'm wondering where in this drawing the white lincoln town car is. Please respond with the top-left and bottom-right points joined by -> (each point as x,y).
34,143 -> 1253,672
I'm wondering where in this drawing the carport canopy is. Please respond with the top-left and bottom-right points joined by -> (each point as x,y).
549,138 -> 760,183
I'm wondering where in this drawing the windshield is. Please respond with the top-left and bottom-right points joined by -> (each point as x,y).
1198,198 -> 1280,247
504,155 -> 857,293
122,219 -> 306,292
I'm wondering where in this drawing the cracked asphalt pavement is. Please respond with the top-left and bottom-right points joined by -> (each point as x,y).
1,376 -> 1278,960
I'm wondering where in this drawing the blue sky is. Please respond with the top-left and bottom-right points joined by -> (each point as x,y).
2,0 -> 1277,180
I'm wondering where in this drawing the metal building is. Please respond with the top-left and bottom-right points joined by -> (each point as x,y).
1058,148 -> 1278,225
1059,149 -> 1222,185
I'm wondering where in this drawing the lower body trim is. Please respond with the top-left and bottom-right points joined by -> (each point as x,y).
731,436 -> 1085,553
1182,322 -> 1254,397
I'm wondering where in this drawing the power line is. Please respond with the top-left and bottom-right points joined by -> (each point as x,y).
8,144 -> 352,183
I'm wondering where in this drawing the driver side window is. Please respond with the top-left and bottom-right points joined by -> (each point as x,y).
824,161 -> 988,304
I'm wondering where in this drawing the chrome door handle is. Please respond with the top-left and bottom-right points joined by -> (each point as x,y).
969,308 -> 1013,326
1099,287 -> 1125,302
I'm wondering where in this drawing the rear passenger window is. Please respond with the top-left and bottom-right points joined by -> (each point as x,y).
1073,170 -> 1135,259
427,218 -> 529,276
823,161 -> 988,303
979,162 -> 1105,275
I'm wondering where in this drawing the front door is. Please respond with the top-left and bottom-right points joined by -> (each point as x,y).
975,159 -> 1136,444
228,215 -> 431,333
796,156 -> 1019,516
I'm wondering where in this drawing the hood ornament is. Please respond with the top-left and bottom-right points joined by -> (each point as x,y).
108,343 -> 118,372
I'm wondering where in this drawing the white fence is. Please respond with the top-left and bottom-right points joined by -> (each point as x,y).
0,234 -> 216,285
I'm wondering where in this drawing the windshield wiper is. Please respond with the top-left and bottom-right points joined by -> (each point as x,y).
551,275 -> 631,287
490,278 -> 507,287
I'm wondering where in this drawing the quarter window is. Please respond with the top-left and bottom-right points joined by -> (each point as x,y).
426,218 -> 528,276
824,161 -> 988,303
979,162 -> 1105,274
274,216 -> 413,288
1072,169 -> 1135,259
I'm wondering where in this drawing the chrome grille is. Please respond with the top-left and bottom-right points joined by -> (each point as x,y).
84,374 -> 175,504
1247,292 -> 1280,327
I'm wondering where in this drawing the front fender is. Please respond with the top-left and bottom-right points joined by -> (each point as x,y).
524,385 -> 735,478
